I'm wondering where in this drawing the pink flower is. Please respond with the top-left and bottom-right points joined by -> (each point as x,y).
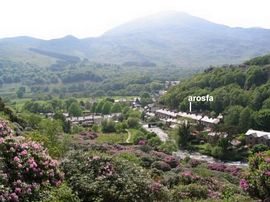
10,193 -> 19,202
138,139 -> 147,145
15,187 -> 21,193
26,187 -> 32,193
13,156 -> 20,162
32,143 -> 41,150
264,170 -> 270,176
265,157 -> 270,163
20,150 -> 28,156
55,180 -> 62,187
240,179 -> 249,191
18,164 -> 23,168
150,181 -> 162,192
0,137 -> 4,144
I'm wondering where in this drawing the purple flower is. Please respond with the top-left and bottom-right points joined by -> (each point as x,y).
13,156 -> 20,162
20,150 -> 28,156
138,139 -> 147,145
0,137 -> 4,144
150,181 -> 162,192
15,187 -> 21,193
10,193 -> 19,202
264,170 -> 270,176
240,179 -> 249,191
265,157 -> 270,163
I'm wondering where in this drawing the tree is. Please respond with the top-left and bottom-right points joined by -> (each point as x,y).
101,120 -> 116,133
102,101 -> 112,114
95,101 -> 105,113
239,107 -> 253,132
211,146 -> 224,158
127,117 -> 139,128
39,119 -> 63,145
65,98 -> 77,111
16,86 -> 26,98
254,109 -> 270,131
224,105 -> 243,126
111,103 -> 122,113
50,98 -> 64,111
68,102 -> 83,117
177,122 -> 190,149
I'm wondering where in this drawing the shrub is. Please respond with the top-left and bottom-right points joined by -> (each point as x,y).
140,155 -> 155,168
179,171 -> 199,185
41,183 -> 81,202
116,152 -> 141,165
172,183 -> 208,200
151,161 -> 171,172
158,140 -> 178,154
133,131 -> 146,145
163,156 -> 179,168
61,151 -> 159,202
101,120 -> 116,133
0,120 -> 13,137
148,136 -> 162,149
0,121 -> 63,201
139,144 -> 152,153
161,172 -> 180,188
211,146 -> 224,158
241,152 -> 270,200
189,159 -> 201,168
127,117 -> 139,128
251,144 -> 268,154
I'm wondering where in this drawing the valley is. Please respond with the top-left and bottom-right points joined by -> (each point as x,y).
0,10 -> 270,202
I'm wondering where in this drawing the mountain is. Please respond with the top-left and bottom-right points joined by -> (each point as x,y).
1,11 -> 270,67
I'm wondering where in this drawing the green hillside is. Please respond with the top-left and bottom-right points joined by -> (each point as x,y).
160,55 -> 270,133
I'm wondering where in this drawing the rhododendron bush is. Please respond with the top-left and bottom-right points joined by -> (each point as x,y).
0,120 -> 63,201
240,152 -> 270,200
61,151 -> 170,202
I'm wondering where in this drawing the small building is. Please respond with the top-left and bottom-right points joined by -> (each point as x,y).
155,109 -> 178,119
200,116 -> 220,128
245,129 -> 270,147
132,98 -> 141,109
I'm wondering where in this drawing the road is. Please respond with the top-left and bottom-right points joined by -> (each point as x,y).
125,129 -> 131,143
142,124 -> 168,142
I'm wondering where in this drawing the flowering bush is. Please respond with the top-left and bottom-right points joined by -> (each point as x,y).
172,183 -> 208,200
0,120 -> 63,202
163,156 -> 179,168
180,171 -> 200,185
79,131 -> 98,140
0,120 -> 13,138
189,159 -> 201,167
208,163 -> 241,176
62,151 -> 168,202
151,161 -> 171,172
240,152 -> 270,200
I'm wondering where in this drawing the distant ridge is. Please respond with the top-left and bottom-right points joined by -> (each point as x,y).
1,11 -> 270,67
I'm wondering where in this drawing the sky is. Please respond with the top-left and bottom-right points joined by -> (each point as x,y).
0,0 -> 269,39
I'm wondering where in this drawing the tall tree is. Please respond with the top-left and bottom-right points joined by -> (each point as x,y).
177,122 -> 191,149
68,102 -> 83,117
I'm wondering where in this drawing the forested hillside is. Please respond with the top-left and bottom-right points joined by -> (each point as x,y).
0,59 -> 196,99
161,55 -> 270,133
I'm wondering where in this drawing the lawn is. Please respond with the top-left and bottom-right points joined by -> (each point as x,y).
96,132 -> 128,144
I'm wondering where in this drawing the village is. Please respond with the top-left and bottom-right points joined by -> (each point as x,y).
43,95 -> 270,149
